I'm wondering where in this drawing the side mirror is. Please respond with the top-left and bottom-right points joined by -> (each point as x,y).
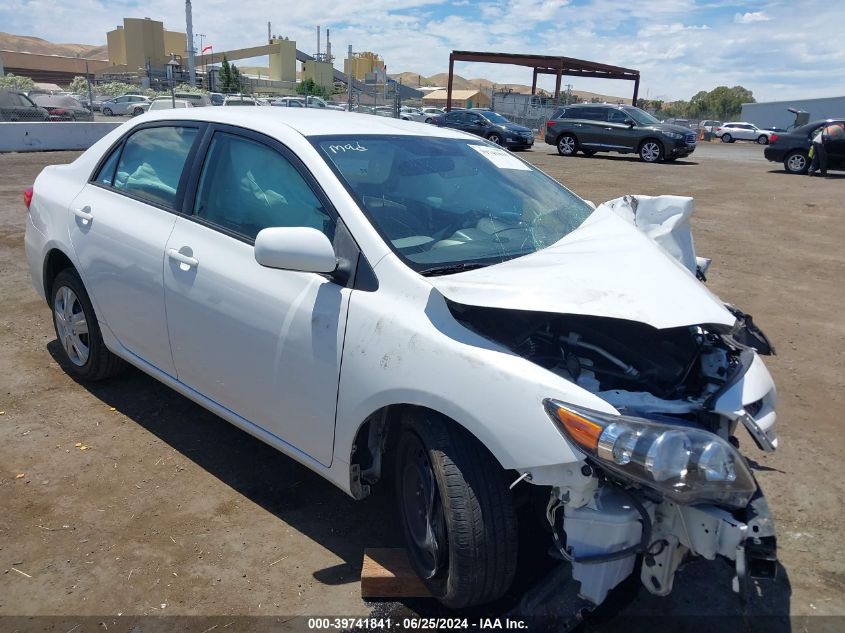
254,226 -> 337,273
625,119 -> 635,127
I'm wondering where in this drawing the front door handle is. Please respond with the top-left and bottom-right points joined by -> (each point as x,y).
604,127 -> 614,130
73,206 -> 93,223
167,248 -> 199,268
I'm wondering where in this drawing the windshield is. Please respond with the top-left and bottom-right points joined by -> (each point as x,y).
314,135 -> 593,274
623,106 -> 660,125
481,111 -> 510,125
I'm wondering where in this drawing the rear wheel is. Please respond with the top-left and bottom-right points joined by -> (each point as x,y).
395,411 -> 518,608
557,134 -> 577,156
784,150 -> 809,174
639,139 -> 664,163
133,106 -> 145,116
757,135 -> 768,145
721,133 -> 732,143
51,269 -> 125,381
488,133 -> 502,145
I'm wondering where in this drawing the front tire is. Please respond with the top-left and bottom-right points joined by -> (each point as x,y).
639,139 -> 664,163
757,135 -> 768,145
557,134 -> 578,156
102,107 -> 113,117
784,150 -> 809,174
395,412 -> 518,608
51,269 -> 125,381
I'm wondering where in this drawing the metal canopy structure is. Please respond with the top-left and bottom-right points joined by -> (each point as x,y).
446,50 -> 640,111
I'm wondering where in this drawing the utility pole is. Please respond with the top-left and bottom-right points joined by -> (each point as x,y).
347,45 -> 353,112
85,60 -> 93,111
197,33 -> 206,86
185,0 -> 196,86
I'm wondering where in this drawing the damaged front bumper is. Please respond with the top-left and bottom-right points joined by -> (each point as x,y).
548,482 -> 778,606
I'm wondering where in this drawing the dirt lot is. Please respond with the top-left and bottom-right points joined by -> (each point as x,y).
1,141 -> 843,628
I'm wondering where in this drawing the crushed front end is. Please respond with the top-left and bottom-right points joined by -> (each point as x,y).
451,303 -> 779,606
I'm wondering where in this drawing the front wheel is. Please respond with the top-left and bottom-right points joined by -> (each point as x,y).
639,139 -> 664,163
51,269 -> 125,381
721,133 -> 732,143
557,134 -> 578,156
757,135 -> 769,145
784,150 -> 809,174
395,412 -> 518,608
102,107 -> 113,117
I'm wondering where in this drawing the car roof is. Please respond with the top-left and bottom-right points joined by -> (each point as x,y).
135,107 -> 472,140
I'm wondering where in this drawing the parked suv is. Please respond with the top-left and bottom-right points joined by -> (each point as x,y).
100,95 -> 150,117
0,90 -> 50,122
715,122 -> 773,145
545,104 -> 696,162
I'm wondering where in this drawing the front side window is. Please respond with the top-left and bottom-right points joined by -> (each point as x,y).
17,94 -> 36,107
112,126 -> 198,207
607,109 -> 630,124
193,132 -> 334,241
622,107 -> 660,126
315,135 -> 593,274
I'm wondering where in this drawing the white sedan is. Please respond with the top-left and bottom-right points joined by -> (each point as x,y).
715,121 -> 774,144
24,108 -> 779,613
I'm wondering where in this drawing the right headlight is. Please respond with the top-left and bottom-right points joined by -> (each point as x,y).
664,131 -> 685,140
543,399 -> 756,508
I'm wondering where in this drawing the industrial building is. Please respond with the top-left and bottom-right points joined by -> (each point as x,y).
106,17 -> 188,74
344,52 -> 385,82
0,50 -> 109,84
741,96 -> 845,129
422,89 -> 491,109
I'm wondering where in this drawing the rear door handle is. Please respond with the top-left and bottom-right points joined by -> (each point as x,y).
73,206 -> 93,223
167,248 -> 199,268
603,127 -> 613,130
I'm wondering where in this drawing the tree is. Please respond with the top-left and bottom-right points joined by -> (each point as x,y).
231,64 -> 244,93
0,73 -> 36,91
218,56 -> 233,93
296,78 -> 330,99
67,76 -> 90,95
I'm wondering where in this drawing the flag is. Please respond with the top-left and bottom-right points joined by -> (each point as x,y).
202,45 -> 213,53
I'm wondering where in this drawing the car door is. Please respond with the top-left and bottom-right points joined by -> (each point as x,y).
68,122 -> 204,376
162,126 -> 350,466
826,122 -> 845,168
602,108 -> 639,150
443,110 -> 465,131
464,112 -> 489,137
574,107 -> 608,148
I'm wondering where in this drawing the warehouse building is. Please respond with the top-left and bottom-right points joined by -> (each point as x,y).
741,96 -> 845,129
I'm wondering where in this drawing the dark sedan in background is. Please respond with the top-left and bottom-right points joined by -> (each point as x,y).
31,95 -> 94,122
0,90 -> 50,121
431,109 -> 534,149
764,119 -> 845,174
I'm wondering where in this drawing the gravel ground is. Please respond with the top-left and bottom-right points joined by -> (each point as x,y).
0,140 -> 843,629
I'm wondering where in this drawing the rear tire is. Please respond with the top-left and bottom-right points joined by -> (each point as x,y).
488,133 -> 502,145
784,150 -> 809,174
557,134 -> 578,156
51,269 -> 125,381
721,133 -> 732,143
133,106 -> 144,116
395,411 -> 518,608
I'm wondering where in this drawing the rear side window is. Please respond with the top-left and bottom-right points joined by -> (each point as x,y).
112,126 -> 198,207
93,145 -> 122,186
193,132 -> 334,241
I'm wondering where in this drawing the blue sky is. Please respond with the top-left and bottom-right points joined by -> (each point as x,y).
3,0 -> 844,101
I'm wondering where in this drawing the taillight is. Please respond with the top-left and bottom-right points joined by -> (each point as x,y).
547,120 -> 556,127
769,133 -> 778,144
24,186 -> 33,210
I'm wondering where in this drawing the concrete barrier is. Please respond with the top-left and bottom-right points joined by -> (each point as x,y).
0,122 -> 123,153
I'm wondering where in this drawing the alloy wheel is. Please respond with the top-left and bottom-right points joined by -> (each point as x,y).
54,285 -> 89,366
488,134 -> 501,145
558,135 -> 576,155
640,141 -> 662,162
786,153 -> 807,173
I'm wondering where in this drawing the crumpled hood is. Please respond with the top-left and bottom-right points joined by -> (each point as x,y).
426,205 -> 735,330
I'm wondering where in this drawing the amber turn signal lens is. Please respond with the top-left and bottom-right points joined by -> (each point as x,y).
552,406 -> 603,451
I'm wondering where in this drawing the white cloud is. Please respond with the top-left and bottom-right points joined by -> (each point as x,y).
734,11 -> 772,23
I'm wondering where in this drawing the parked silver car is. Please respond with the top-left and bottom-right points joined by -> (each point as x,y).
100,95 -> 151,117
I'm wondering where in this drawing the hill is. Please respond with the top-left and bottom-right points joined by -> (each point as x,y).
0,32 -> 107,60
390,71 -> 630,103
